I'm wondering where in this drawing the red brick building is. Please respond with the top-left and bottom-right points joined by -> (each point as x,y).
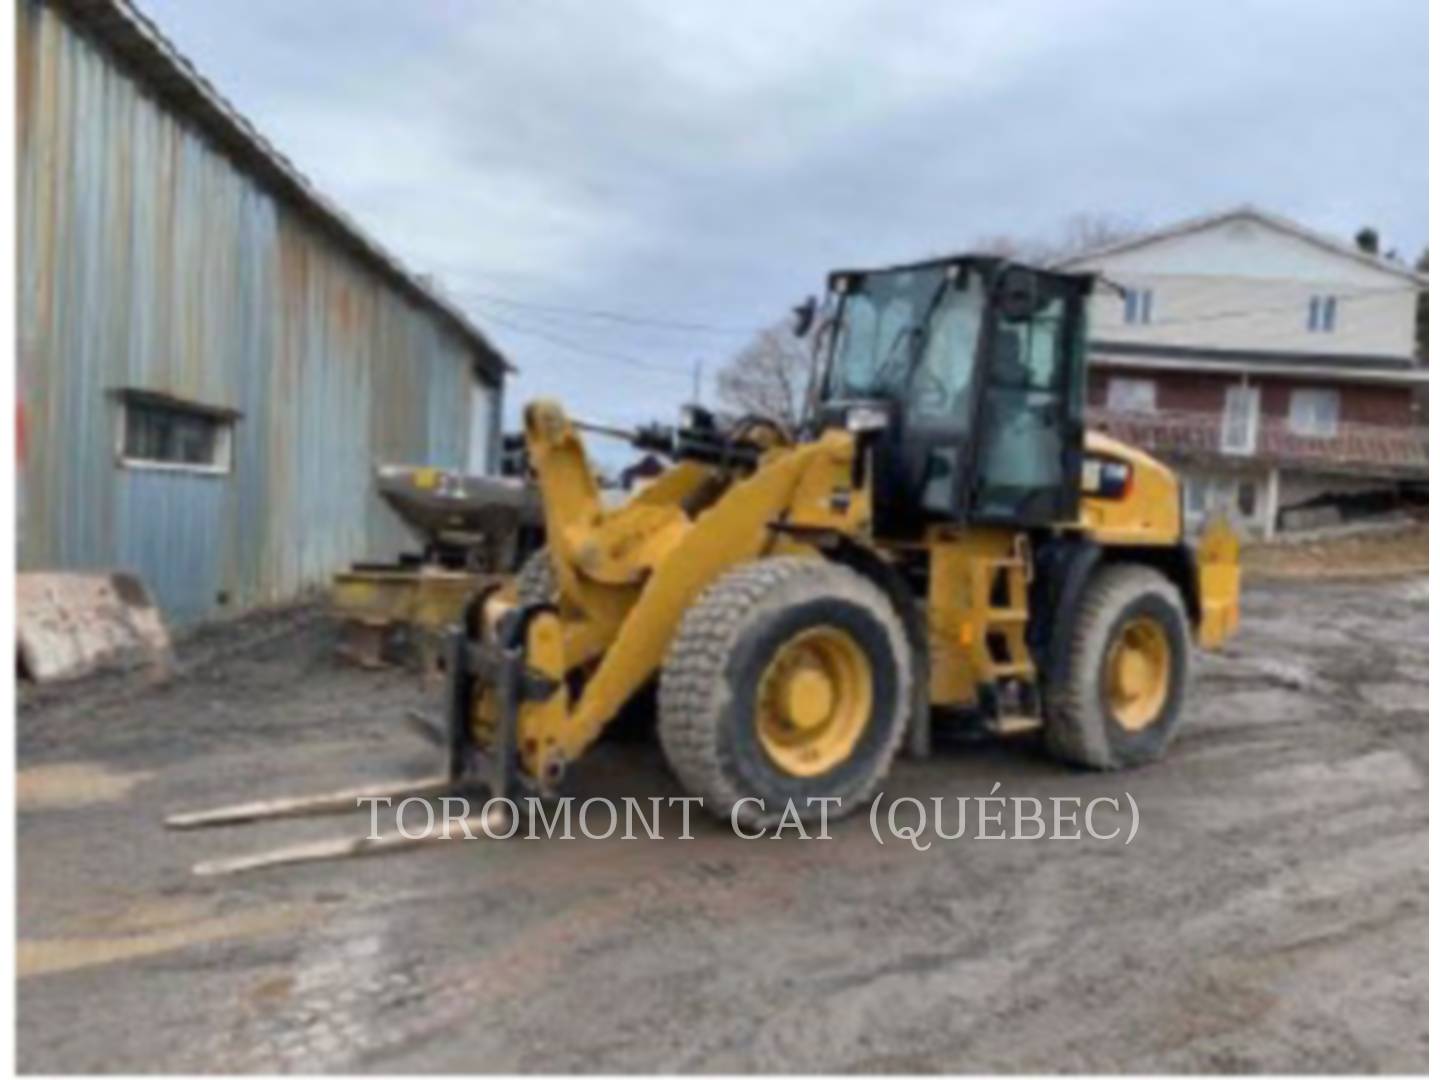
1057,208 -> 1426,536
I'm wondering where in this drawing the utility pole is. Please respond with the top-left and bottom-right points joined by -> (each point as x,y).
691,359 -> 703,405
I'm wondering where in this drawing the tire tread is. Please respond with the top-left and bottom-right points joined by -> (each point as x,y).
658,557 -> 910,825
1045,563 -> 1189,770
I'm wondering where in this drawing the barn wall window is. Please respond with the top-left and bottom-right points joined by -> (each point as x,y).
114,392 -> 236,474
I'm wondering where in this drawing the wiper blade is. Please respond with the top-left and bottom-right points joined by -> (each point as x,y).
873,276 -> 955,392
869,325 -> 920,392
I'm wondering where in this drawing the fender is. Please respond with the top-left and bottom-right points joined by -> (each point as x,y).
1035,537 -> 1210,696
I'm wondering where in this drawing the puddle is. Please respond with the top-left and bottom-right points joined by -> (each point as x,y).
69,897 -> 211,935
17,761 -> 153,810
18,904 -> 317,978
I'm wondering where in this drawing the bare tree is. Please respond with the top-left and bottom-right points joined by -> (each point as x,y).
714,321 -> 815,429
971,212 -> 1145,266
1049,212 -> 1145,262
967,232 -> 1030,261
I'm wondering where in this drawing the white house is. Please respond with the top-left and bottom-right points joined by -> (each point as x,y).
1056,206 -> 1427,537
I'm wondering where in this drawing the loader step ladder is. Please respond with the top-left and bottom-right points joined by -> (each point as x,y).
967,538 -> 1042,736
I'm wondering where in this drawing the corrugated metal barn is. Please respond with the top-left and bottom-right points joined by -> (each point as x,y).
17,0 -> 509,624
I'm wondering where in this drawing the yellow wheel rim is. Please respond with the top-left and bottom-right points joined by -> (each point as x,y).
1104,615 -> 1171,732
755,626 -> 873,777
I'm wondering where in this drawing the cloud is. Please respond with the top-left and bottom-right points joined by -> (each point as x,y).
137,0 -> 1428,444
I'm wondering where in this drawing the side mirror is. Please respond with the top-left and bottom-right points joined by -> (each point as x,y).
791,296 -> 818,338
996,267 -> 1042,321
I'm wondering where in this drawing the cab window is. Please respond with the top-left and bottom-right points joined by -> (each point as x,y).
907,281 -> 984,422
972,294 -> 1080,522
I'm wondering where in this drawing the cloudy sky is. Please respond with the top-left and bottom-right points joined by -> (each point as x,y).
140,0 -> 1427,446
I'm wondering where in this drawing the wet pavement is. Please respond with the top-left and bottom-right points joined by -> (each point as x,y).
17,577 -> 1428,1072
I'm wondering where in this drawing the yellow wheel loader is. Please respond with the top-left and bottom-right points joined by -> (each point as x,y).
170,255 -> 1240,870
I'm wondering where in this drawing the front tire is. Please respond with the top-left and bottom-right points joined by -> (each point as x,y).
659,558 -> 912,828
1044,564 -> 1191,769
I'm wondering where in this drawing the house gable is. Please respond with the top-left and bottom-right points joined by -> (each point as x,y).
1060,208 -> 1423,363
1060,208 -> 1424,289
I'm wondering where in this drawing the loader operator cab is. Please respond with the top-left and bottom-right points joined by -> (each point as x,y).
813,256 -> 1092,538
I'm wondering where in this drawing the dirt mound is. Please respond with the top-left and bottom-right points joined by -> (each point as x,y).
1243,522 -> 1428,581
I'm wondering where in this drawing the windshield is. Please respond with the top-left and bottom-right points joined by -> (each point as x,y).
908,280 -> 984,422
825,267 -> 985,424
826,266 -> 948,400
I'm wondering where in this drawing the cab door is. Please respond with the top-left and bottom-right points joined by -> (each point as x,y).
968,283 -> 1087,526
868,271 -> 986,538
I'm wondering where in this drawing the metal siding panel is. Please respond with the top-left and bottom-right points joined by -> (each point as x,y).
17,0 -> 502,625
115,468 -> 223,624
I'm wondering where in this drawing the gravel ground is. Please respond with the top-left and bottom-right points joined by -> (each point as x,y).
16,576 -> 1428,1073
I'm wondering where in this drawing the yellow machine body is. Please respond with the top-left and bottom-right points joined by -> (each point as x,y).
168,255 -> 1246,869
482,399 -> 1241,784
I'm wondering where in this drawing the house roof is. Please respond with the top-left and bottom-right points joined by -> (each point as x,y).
1089,349 -> 1429,387
1054,205 -> 1427,287
53,0 -> 513,379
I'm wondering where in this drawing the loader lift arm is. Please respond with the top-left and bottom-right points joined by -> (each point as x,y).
485,400 -> 870,787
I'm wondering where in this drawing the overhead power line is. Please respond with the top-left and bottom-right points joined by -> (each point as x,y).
473,283 -> 1419,385
459,288 -> 757,336
467,280 -> 1415,343
479,309 -> 696,381
466,292 -> 726,346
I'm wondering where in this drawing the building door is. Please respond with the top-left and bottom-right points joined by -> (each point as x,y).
1221,384 -> 1259,455
467,379 -> 495,475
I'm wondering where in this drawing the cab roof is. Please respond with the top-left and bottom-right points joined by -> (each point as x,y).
826,254 -> 1096,293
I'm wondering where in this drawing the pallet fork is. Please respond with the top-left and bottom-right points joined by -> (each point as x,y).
165,591 -> 555,875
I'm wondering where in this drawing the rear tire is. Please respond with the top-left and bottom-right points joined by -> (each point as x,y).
659,557 -> 912,828
1044,564 -> 1191,769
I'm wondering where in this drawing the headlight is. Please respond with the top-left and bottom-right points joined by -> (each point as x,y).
845,404 -> 889,433
1082,456 -> 1132,498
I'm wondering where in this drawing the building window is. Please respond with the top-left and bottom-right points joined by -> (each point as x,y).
1184,476 -> 1234,518
1123,287 -> 1154,325
1221,384 -> 1260,455
1185,475 -> 1257,521
1183,478 -> 1207,517
1106,376 -> 1157,413
1289,387 -> 1340,437
115,393 -> 235,474
1306,295 -> 1337,332
1237,480 -> 1257,517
